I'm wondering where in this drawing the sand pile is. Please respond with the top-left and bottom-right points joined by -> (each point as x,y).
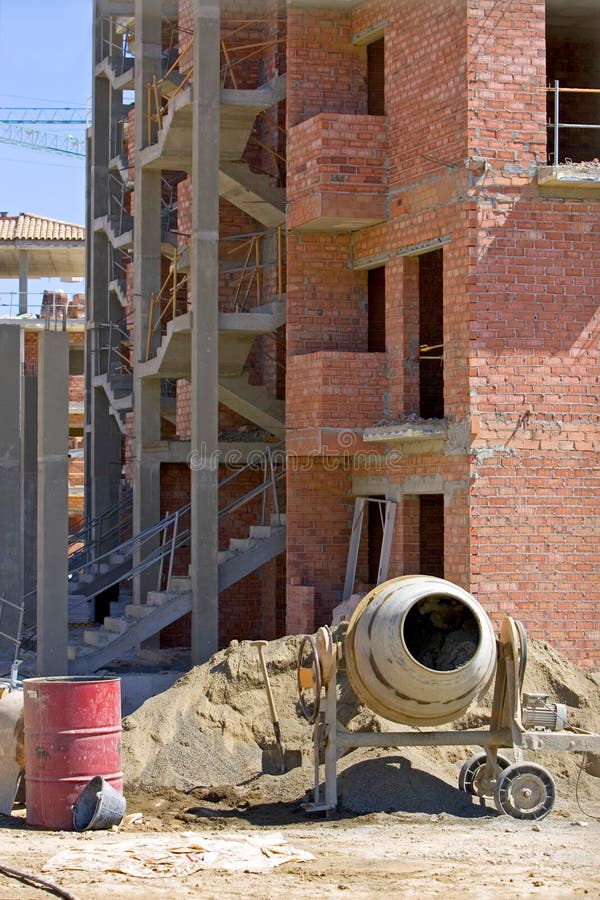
122,633 -> 600,816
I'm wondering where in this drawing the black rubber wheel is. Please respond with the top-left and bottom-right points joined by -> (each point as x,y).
494,762 -> 556,820
458,752 -> 511,797
297,634 -> 322,724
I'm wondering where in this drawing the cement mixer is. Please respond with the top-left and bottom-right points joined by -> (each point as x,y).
297,575 -> 600,821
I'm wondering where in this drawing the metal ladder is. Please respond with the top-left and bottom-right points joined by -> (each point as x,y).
343,497 -> 397,601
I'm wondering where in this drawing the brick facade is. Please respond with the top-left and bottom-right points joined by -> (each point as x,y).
283,0 -> 600,668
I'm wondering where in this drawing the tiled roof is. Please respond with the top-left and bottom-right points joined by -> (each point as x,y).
0,213 -> 85,242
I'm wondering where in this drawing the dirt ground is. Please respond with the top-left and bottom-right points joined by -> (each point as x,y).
1,754 -> 599,900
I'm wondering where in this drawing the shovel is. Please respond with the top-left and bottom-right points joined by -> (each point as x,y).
251,640 -> 302,774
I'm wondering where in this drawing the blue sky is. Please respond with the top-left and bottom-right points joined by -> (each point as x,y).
0,0 -> 92,313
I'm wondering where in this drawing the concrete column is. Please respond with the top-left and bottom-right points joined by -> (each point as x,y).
0,325 -> 23,650
87,12 -> 121,530
36,330 -> 69,676
18,251 -> 28,315
132,0 -> 164,605
23,375 -> 38,625
190,0 -> 221,664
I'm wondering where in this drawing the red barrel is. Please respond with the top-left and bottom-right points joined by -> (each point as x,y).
23,676 -> 122,830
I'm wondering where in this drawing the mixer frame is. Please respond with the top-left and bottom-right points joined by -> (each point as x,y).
298,616 -> 600,820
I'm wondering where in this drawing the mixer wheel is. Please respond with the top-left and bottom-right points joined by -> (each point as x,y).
493,762 -> 556,820
297,634 -> 322,724
458,752 -> 511,798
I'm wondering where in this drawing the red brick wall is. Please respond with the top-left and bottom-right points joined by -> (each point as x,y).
286,459 -> 352,630
286,232 -> 367,356
287,351 -> 386,430
469,198 -> 600,667
467,0 -> 546,168
286,8 -> 367,128
287,113 -> 387,204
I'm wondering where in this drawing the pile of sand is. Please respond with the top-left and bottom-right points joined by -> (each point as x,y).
122,633 -> 600,816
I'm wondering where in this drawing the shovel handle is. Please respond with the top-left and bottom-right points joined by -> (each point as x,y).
252,641 -> 279,725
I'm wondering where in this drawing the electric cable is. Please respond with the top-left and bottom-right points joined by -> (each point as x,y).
0,863 -> 81,900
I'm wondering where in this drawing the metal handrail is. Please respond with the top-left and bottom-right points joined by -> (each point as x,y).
547,81 -> 600,164
68,488 -> 134,570
72,442 -> 285,584
0,594 -> 24,672
20,445 -> 286,649
95,321 -> 132,377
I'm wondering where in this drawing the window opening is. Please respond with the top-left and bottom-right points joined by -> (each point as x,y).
418,248 -> 444,418
367,37 -> 385,116
368,265 -> 386,352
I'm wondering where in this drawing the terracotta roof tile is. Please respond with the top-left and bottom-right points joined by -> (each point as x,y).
0,213 -> 85,242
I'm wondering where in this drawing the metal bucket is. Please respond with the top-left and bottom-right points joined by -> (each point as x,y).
23,676 -> 122,830
73,775 -> 126,831
345,575 -> 497,726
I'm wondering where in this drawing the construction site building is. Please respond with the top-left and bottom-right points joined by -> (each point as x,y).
84,0 -> 599,677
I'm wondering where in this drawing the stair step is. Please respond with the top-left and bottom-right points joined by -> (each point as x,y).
169,576 -> 192,593
103,616 -> 128,634
124,603 -> 153,620
271,512 -> 286,526
146,590 -> 170,607
218,550 -> 232,564
249,525 -> 272,539
229,537 -> 253,552
83,629 -> 114,647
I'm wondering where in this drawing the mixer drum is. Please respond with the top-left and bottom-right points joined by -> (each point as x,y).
344,575 -> 497,727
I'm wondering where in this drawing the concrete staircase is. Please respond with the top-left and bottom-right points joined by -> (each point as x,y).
68,514 -> 285,674
68,547 -> 135,615
95,55 -> 135,91
138,300 -> 286,437
91,372 -> 133,434
139,76 -> 286,227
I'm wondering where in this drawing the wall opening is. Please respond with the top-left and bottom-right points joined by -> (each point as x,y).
419,494 -> 444,579
367,495 -> 385,585
367,37 -> 385,116
368,266 -> 386,352
418,248 -> 444,418
545,1 -> 600,163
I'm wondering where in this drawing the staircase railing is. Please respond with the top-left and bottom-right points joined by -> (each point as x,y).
0,594 -> 24,675
95,321 -> 133,378
68,487 -> 134,571
71,442 -> 286,594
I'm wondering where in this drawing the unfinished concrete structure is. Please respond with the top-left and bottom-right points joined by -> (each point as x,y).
0,215 -> 85,675
82,0 -> 599,675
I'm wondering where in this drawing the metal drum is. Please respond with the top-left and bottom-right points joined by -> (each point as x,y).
345,575 -> 497,726
23,675 -> 122,830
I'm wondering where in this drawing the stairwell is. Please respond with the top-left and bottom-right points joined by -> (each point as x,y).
68,514 -> 285,674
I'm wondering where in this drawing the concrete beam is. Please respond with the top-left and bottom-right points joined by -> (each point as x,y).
190,0 -> 221,664
36,330 -> 69,676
